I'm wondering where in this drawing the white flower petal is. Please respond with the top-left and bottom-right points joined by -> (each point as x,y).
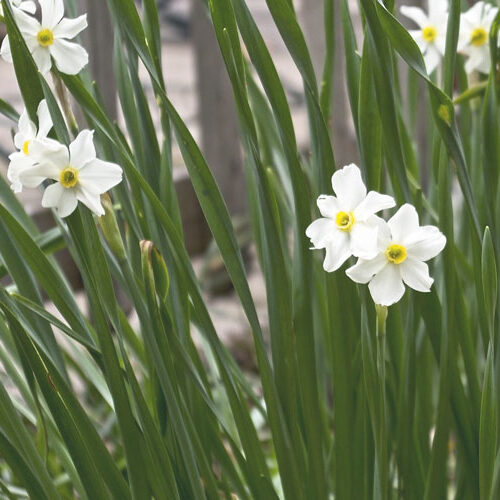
78,159 -> 123,193
475,47 -> 491,74
322,231 -> 351,272
349,221 -> 378,259
42,182 -> 78,217
19,1 -> 37,14
17,163 -> 55,188
36,100 -> 53,139
486,6 -> 499,25
10,180 -> 23,193
429,1 -> 448,21
69,130 -> 95,169
76,186 -> 105,216
7,153 -> 35,192
400,6 -> 428,28
56,191 -> 79,217
32,46 -> 52,74
368,264 -> 406,306
317,195 -> 341,219
14,9 -> 40,35
464,2 -> 488,23
388,204 -> 419,242
405,226 -> 446,261
464,46 -> 490,74
434,33 -> 447,55
29,138 -> 69,170
50,38 -> 88,75
306,218 -> 337,249
18,108 -> 36,137
354,191 -> 395,220
14,110 -> 36,149
40,0 -> 65,29
41,182 -> 64,206
8,151 -> 32,166
53,14 -> 88,39
346,255 -> 387,284
409,30 -> 427,53
25,33 -> 40,52
373,215 -> 392,251
424,44 -> 441,74
400,259 -> 433,293
0,36 -> 13,63
331,163 -> 367,210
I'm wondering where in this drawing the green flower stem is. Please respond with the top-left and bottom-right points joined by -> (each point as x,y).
376,304 -> 389,499
52,73 -> 78,136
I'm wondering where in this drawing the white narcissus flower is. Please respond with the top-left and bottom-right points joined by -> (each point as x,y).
0,0 -> 88,75
459,1 -> 499,74
346,204 -> 446,307
306,164 -> 396,272
400,0 -> 449,74
17,130 -> 123,218
7,99 -> 53,193
0,0 -> 36,17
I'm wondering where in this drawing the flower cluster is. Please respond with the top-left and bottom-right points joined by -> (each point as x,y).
401,0 -> 498,75
7,100 -> 123,218
1,0 -> 88,75
306,164 -> 446,306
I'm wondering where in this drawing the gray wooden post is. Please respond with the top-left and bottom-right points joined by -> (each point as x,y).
191,0 -> 246,217
81,0 -> 117,118
80,0 -> 214,256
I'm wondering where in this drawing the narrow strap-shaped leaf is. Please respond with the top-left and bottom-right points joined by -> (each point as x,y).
480,343 -> 498,500
0,205 -> 94,346
374,1 -> 481,240
0,379 -> 60,499
0,97 -> 19,122
358,37 -> 382,190
0,430 -> 51,500
12,293 -> 101,358
0,218 -> 68,380
2,0 -> 44,118
0,303 -> 122,500
67,209 -> 150,499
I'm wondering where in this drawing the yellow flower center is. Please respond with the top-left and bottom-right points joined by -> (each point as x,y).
37,29 -> 54,47
335,211 -> 355,232
22,140 -> 30,155
422,26 -> 437,42
59,167 -> 79,189
385,244 -> 407,264
470,27 -> 488,47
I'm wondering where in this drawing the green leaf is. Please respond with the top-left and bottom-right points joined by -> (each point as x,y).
481,227 -> 497,338
358,37 -> 382,190
374,1 -> 482,240
0,300 -> 128,500
2,0 -> 44,118
0,97 -> 19,122
480,343 -> 497,500
0,378 -> 60,499
0,204 -> 94,348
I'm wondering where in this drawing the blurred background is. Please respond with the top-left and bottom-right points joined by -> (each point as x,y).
0,0 -> 405,366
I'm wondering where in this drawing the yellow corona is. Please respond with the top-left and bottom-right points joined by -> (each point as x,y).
335,211 -> 355,232
37,29 -> 54,47
59,167 -> 79,189
385,244 -> 407,264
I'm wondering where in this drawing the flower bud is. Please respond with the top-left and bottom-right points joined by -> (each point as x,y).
140,240 -> 170,303
99,194 -> 126,260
